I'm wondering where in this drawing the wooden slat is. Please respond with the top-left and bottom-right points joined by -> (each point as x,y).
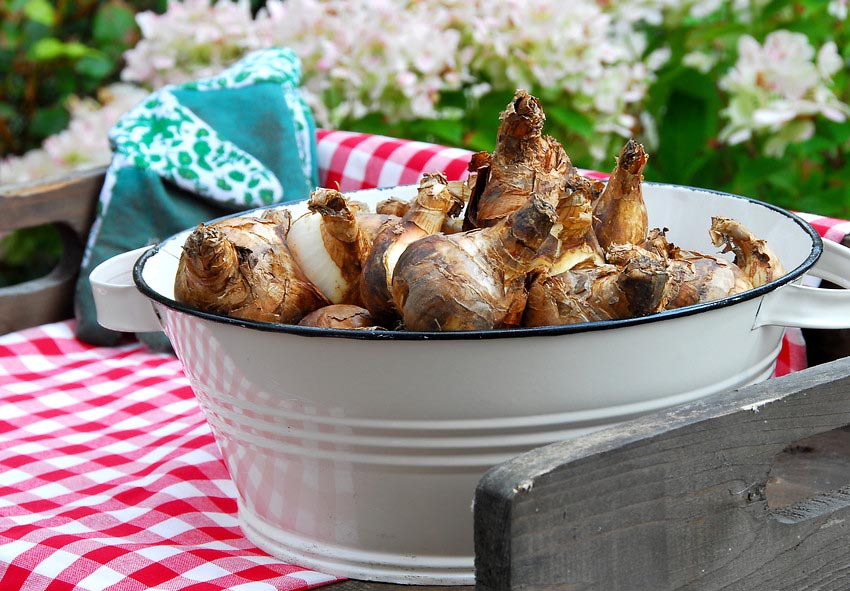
0,167 -> 105,236
0,167 -> 105,333
766,425 -> 850,508
474,355 -> 850,591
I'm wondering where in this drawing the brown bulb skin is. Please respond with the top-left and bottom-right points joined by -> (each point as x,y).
174,217 -> 329,324
360,172 -> 464,327
465,90 -> 573,229
392,197 -> 558,331
593,139 -> 649,251
298,304 -> 380,329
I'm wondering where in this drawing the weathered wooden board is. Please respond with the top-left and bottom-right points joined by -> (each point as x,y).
0,167 -> 104,236
474,355 -> 850,591
0,167 -> 104,333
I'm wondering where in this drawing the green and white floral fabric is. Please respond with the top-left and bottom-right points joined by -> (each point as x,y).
75,48 -> 318,349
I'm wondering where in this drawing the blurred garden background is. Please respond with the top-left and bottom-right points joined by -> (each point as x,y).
1,0 -> 849,284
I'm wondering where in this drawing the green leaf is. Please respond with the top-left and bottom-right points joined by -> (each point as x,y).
0,102 -> 16,119
733,156 -> 782,182
657,96 -> 711,184
340,112 -> 393,137
766,169 -> 799,195
463,129 -> 496,153
93,2 -> 137,47
808,185 -> 850,219
409,118 -> 464,146
22,0 -> 55,26
6,0 -> 31,13
652,70 -> 721,186
28,38 -> 93,61
476,90 -> 516,118
0,225 -> 62,287
75,53 -> 114,79
545,106 -> 595,140
29,104 -> 70,138
820,120 -> 850,145
1,17 -> 21,45
730,156 -> 790,202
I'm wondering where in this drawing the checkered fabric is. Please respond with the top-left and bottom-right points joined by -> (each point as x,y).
0,321 -> 340,591
797,212 -> 850,248
0,130 -> 846,590
314,128 -> 610,191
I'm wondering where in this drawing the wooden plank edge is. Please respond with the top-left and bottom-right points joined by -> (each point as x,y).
473,355 -> 850,590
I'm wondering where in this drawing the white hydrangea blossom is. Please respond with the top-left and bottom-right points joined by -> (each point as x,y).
249,0 -> 669,161
122,0 -> 261,88
829,0 -> 849,19
683,50 -> 719,73
1,84 -> 148,184
0,149 -> 56,185
605,0 -> 770,25
2,0 -> 708,180
686,0 -> 772,20
718,31 -> 850,156
253,0 -> 469,126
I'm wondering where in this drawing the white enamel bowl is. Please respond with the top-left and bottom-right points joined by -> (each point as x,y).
90,183 -> 850,585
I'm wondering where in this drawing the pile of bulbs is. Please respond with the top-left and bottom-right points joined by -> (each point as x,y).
174,90 -> 785,332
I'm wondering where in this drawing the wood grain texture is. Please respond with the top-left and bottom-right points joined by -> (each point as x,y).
0,167 -> 104,235
766,425 -> 850,508
0,168 -> 104,333
474,356 -> 850,591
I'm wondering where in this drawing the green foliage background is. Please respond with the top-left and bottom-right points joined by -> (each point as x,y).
0,0 -> 164,285
1,0 -> 162,157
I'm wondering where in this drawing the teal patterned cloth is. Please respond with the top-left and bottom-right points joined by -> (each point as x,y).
75,48 -> 318,349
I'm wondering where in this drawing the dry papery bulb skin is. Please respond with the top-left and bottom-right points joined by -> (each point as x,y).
540,180 -> 606,276
298,304 -> 380,329
592,139 -> 649,251
464,89 -> 575,230
360,171 -> 465,327
709,216 -> 786,287
523,243 -> 669,327
174,214 -> 330,323
638,227 -> 753,309
391,195 -> 558,332
377,181 -> 471,235
375,197 -> 410,218
286,187 -> 378,306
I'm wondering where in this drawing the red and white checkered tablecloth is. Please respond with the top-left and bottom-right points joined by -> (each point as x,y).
0,321 -> 341,591
1,130 -> 848,590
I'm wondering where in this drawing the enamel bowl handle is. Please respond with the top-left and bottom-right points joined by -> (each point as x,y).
90,246 -> 163,333
755,239 -> 850,329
